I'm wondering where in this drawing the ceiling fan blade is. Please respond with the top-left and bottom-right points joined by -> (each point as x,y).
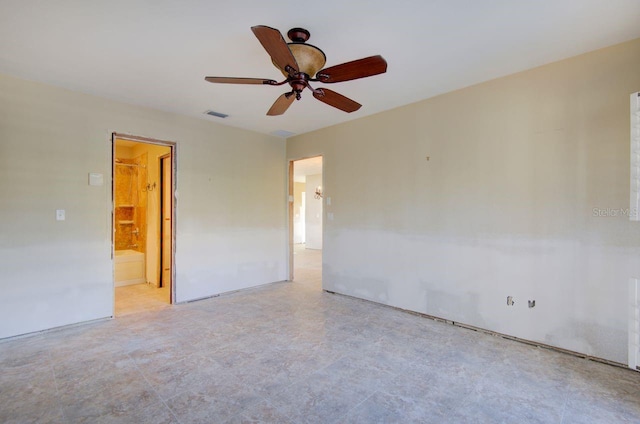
251,25 -> 299,73
205,77 -> 277,85
313,88 -> 361,113
267,92 -> 295,116
316,55 -> 387,83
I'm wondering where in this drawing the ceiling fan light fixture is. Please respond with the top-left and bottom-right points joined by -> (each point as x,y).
290,43 -> 326,76
273,43 -> 326,77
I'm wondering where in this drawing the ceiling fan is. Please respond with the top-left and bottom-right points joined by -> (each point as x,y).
205,25 -> 388,116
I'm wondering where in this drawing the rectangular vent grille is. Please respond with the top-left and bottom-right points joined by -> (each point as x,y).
204,110 -> 229,118
270,130 -> 296,138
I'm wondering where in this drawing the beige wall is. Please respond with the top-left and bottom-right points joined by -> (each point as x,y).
0,73 -> 287,338
287,38 -> 640,363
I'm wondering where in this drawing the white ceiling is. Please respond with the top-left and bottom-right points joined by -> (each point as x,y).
1,1 -> 639,137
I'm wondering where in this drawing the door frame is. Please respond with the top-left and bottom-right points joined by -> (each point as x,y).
159,153 -> 172,291
288,155 -> 323,281
111,133 -> 178,310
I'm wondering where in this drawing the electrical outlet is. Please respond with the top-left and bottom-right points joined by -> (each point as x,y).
528,300 -> 536,308
507,296 -> 514,306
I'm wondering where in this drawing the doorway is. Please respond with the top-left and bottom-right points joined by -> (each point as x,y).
112,134 -> 175,316
289,156 -> 323,287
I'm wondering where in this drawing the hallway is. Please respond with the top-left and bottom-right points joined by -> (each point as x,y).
293,243 -> 321,290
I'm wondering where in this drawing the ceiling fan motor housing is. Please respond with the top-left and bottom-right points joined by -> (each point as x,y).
287,28 -> 310,42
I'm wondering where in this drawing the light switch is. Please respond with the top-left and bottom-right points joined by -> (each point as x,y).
89,173 -> 104,186
326,197 -> 331,206
56,209 -> 65,221
328,212 -> 334,221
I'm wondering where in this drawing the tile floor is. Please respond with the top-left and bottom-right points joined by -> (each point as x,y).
115,282 -> 171,316
1,247 -> 639,423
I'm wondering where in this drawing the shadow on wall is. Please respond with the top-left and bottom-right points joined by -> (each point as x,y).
323,266 -> 486,329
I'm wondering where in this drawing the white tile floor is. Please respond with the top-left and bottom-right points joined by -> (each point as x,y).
1,246 -> 639,423
115,282 -> 171,316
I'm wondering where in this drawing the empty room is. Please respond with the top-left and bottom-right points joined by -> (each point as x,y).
1,1 -> 640,423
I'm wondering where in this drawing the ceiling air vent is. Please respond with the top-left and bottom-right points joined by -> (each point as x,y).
270,130 -> 296,138
204,110 -> 228,118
